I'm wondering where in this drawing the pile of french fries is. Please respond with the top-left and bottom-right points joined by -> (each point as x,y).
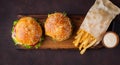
73,29 -> 97,54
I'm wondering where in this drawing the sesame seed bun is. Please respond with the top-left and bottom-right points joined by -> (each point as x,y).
45,12 -> 72,41
13,17 -> 42,45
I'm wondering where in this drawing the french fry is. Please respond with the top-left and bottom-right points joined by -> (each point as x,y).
77,29 -> 82,34
73,29 -> 97,54
79,33 -> 91,50
79,43 -> 84,50
82,36 -> 90,48
73,29 -> 84,47
79,31 -> 89,50
80,32 -> 89,43
80,39 -> 97,54
74,36 -> 81,47
75,30 -> 83,39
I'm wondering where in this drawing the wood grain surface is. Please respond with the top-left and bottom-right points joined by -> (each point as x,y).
17,14 -> 84,49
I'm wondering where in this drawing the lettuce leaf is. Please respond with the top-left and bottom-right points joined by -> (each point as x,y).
40,36 -> 44,42
35,42 -> 41,49
12,37 -> 19,45
24,45 -> 32,49
63,12 -> 67,16
11,20 -> 18,33
35,36 -> 44,49
11,27 -> 14,33
13,20 -> 18,26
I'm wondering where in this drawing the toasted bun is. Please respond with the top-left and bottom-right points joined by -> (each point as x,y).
15,17 -> 42,45
102,32 -> 119,48
45,12 -> 72,41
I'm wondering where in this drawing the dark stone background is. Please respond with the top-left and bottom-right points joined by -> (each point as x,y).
0,0 -> 120,65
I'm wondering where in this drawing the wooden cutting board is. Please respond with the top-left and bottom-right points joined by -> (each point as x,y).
16,14 -> 85,49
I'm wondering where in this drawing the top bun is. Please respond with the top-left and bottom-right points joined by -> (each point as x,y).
15,17 -> 42,45
45,12 -> 72,41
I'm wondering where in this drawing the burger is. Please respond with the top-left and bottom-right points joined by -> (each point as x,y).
45,12 -> 72,41
11,17 -> 44,49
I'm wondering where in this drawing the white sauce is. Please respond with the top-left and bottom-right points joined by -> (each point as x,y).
103,33 -> 117,47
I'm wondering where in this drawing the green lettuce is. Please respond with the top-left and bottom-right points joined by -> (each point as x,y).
63,12 -> 67,16
11,20 -> 18,33
12,37 -> 19,45
24,45 -> 32,49
13,20 -> 18,26
35,36 -> 44,49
